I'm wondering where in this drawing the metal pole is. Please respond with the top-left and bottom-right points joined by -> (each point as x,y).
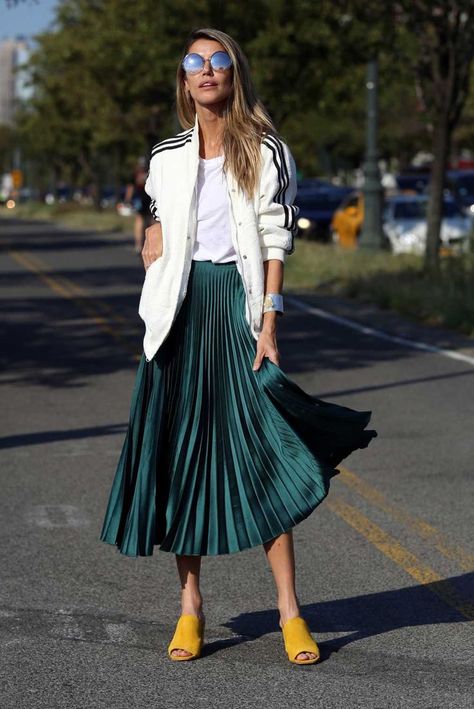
359,58 -> 384,249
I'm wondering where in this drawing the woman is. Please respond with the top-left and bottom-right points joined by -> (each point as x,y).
100,27 -> 377,665
124,157 -> 153,254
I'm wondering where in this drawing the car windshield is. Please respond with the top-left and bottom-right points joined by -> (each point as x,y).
442,201 -> 464,218
391,200 -> 464,220
451,175 -> 474,195
393,202 -> 426,220
296,192 -> 345,210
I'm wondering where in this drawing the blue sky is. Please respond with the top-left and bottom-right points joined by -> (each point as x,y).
1,0 -> 59,40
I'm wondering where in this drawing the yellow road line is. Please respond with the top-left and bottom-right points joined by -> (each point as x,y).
6,248 -> 142,361
327,497 -> 474,622
18,250 -> 135,328
338,466 -> 474,573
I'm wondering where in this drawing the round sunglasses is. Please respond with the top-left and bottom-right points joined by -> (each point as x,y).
182,50 -> 233,75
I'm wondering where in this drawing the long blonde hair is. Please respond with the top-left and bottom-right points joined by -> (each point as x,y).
176,28 -> 280,200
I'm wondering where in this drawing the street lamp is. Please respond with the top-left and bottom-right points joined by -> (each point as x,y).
359,58 -> 384,249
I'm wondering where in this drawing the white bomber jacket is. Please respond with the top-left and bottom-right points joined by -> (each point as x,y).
139,111 -> 299,362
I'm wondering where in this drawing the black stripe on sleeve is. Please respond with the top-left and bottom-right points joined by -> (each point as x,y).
262,136 -> 296,233
149,199 -> 160,220
263,136 -> 286,207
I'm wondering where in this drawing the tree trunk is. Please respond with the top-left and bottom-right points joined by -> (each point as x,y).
424,111 -> 451,273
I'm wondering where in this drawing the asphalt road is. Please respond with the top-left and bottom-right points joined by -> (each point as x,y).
1,218 -> 473,709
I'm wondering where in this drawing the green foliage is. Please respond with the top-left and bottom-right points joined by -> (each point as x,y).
6,0 -> 474,318
9,0 -> 464,189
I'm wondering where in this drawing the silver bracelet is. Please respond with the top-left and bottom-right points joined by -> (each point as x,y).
263,293 -> 284,314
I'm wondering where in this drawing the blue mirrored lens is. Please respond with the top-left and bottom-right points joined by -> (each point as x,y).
210,51 -> 232,71
182,53 -> 204,73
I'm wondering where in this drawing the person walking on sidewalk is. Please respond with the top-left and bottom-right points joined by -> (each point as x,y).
100,27 -> 377,665
124,157 -> 153,254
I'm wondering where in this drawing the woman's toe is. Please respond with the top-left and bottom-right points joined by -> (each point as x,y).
296,651 -> 315,661
172,648 -> 191,657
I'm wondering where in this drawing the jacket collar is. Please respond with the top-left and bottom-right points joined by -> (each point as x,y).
190,112 -> 200,161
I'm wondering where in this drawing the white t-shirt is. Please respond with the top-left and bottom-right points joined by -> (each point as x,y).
192,155 -> 237,263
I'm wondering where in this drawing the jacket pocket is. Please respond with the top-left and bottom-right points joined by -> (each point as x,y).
147,255 -> 163,271
138,257 -> 164,320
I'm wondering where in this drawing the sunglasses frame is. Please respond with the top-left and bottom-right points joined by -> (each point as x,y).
181,50 -> 233,75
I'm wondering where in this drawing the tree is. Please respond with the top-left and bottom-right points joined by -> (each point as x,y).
394,1 -> 474,273
14,0 -> 274,202
11,0 -> 468,203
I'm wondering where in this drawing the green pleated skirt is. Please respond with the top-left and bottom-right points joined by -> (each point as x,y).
99,259 -> 377,557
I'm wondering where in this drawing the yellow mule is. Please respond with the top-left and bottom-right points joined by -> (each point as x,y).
281,616 -> 320,665
168,614 -> 205,661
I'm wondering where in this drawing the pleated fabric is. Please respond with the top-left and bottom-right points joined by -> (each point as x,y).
99,259 -> 377,557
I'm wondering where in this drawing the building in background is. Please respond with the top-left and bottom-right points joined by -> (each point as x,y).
0,36 -> 31,127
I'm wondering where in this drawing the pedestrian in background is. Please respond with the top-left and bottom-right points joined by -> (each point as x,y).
100,27 -> 377,665
124,157 -> 152,254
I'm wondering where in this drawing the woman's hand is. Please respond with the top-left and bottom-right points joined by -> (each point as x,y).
252,321 -> 280,371
142,222 -> 163,271
253,260 -> 284,371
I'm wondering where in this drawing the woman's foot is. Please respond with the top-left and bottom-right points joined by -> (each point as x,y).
279,602 -> 317,662
170,592 -> 205,659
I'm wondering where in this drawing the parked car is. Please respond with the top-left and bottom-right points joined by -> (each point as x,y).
297,177 -> 333,191
295,186 -> 353,242
396,171 -> 431,194
383,195 -> 471,255
445,170 -> 474,215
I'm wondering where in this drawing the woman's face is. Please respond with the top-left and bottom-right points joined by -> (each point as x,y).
183,39 -> 233,108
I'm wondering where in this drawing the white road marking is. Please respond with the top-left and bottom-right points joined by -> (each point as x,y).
25,505 -> 89,528
54,614 -> 85,640
286,295 -> 474,366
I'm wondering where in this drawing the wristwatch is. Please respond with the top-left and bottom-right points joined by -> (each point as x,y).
263,293 -> 284,314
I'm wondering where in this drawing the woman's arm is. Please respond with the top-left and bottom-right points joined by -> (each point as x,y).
252,259 -> 283,370
263,259 -> 284,326
252,137 -> 298,371
124,182 -> 134,203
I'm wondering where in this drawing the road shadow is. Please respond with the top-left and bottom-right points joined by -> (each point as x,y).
315,366 -> 474,400
205,573 -> 473,661
0,275 -> 396,388
1,219 -> 471,387
0,291 -> 143,388
0,422 -> 128,450
0,217 -> 129,251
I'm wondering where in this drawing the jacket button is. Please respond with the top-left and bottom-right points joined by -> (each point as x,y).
243,254 -> 247,259
249,288 -> 252,293
238,221 -> 242,226
187,236 -> 190,240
